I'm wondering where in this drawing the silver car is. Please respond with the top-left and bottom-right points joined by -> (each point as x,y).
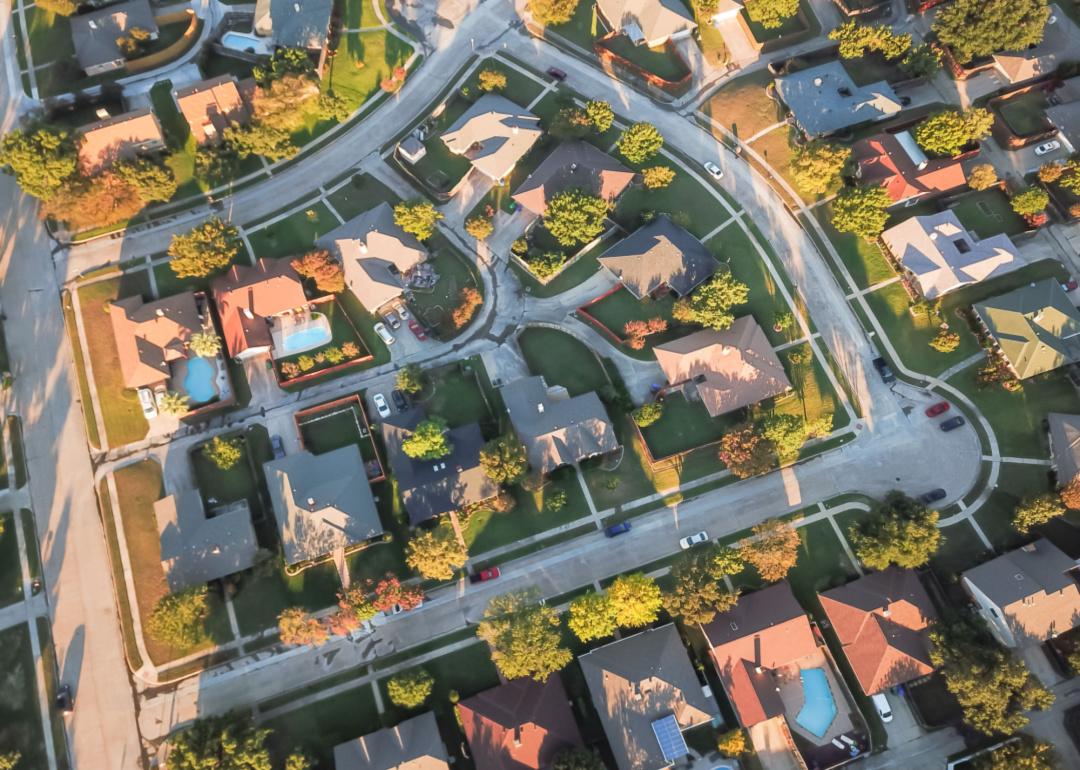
373,393 -> 391,418
703,161 -> 724,180
137,388 -> 157,419
374,322 -> 395,345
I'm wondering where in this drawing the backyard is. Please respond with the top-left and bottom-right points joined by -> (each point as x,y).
996,91 -> 1051,138
510,233 -> 619,298
741,1 -> 815,44
517,327 -> 611,397
412,361 -> 498,430
274,299 -> 370,383
245,202 -> 341,259
638,392 -> 735,459
612,162 -> 734,240
581,287 -> 683,355
600,35 -> 690,83
297,398 -> 380,466
190,426 -> 270,520
408,236 -> 484,340
948,188 -> 1028,239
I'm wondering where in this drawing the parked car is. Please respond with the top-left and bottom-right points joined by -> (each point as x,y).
374,322 -> 395,345
56,684 -> 74,714
271,435 -> 286,459
391,389 -> 409,412
703,161 -> 724,180
373,393 -> 391,418
679,531 -> 710,550
396,303 -> 410,322
940,416 -> 966,432
605,521 -> 632,537
381,310 -> 401,330
872,356 -> 896,384
871,693 -> 893,723
918,488 -> 947,505
408,319 -> 427,341
924,401 -> 950,417
1062,278 -> 1079,292
469,567 -> 501,584
1035,140 -> 1061,156
546,67 -> 567,81
137,388 -> 157,419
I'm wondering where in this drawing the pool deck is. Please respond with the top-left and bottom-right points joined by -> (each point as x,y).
775,651 -> 854,745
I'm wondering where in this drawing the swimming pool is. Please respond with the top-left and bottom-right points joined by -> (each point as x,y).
795,668 -> 837,738
220,31 -> 274,56
184,356 -> 219,405
279,312 -> 333,355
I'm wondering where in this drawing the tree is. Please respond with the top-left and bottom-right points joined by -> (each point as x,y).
829,20 -> 911,59
607,573 -> 663,628
372,574 -> 424,612
0,126 -> 77,200
318,91 -> 352,123
850,491 -> 941,570
716,729 -> 747,757
387,668 -> 435,708
395,364 -> 426,395
224,122 -> 297,161
253,47 -> 315,85
478,69 -> 508,91
203,435 -> 243,471
930,618 -> 1054,735
402,416 -> 452,460
1014,493 -> 1066,534
116,158 -> 178,202
527,251 -> 567,279
285,751 -> 314,770
0,752 -> 19,770
553,748 -> 605,770
158,391 -> 190,416
291,250 -> 344,293
36,0 -> 77,13
545,489 -> 567,512
1010,187 -> 1050,218
972,736 -> 1057,770
831,185 -> 892,241
914,108 -> 994,157
929,328 -> 961,353
933,0 -> 1050,64
336,585 -> 378,625
568,591 -> 617,642
148,586 -> 209,649
1061,475 -> 1080,509
167,715 -> 273,770
465,215 -> 494,240
168,218 -> 242,279
744,0 -> 799,28
585,100 -> 614,133
642,165 -> 676,190
187,331 -> 221,358
740,518 -> 800,582
673,272 -> 750,331
550,105 -> 591,141
527,0 -> 580,25
790,141 -> 850,196
664,547 -> 739,624
278,607 -> 328,646
632,401 -> 664,427
394,200 -> 443,241
968,164 -> 998,191
718,424 -> 774,479
901,44 -> 941,78
480,434 -> 528,484
406,528 -> 467,580
41,170 -> 148,230
543,189 -> 609,247
477,591 -> 572,681
617,122 -> 664,164
452,287 -> 483,329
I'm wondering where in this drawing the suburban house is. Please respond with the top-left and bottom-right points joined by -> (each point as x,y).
773,61 -> 902,138
262,445 -> 384,567
253,0 -> 335,75
380,409 -> 498,525
440,94 -> 543,185
77,109 -> 165,174
109,292 -> 202,391
581,624 -> 715,770
818,567 -> 938,696
315,203 -> 428,314
598,216 -> 719,299
1048,412 -> 1080,488
991,19 -> 1068,85
654,319 -> 792,418
155,489 -> 258,591
173,75 -> 253,146
500,375 -> 619,475
1047,76 -> 1080,153
961,538 -> 1080,648
211,259 -> 310,360
512,141 -> 635,217
972,278 -> 1080,380
71,0 -> 159,76
334,712 -> 450,770
594,0 -> 697,48
458,676 -> 583,770
830,0 -> 890,18
880,211 -> 1024,299
852,131 -> 968,206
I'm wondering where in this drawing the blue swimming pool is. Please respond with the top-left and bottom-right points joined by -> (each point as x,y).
795,667 -> 837,738
280,313 -> 333,354
184,356 -> 218,404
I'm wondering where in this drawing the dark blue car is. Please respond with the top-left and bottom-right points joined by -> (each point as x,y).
605,521 -> 632,538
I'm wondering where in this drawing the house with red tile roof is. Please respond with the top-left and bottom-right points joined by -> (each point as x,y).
819,568 -> 938,695
211,259 -> 308,359
458,676 -> 582,770
852,131 -> 967,206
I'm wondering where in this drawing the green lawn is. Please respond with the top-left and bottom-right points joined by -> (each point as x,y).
2,417 -> 20,489
232,560 -> 342,635
298,400 -> 379,465
191,427 -> 268,517
153,255 -> 236,298
973,462 -> 1051,552
246,203 -> 341,258
702,69 -> 780,140
21,510 -> 41,582
949,188 -> 1028,239
583,288 -> 684,354
639,392 -> 735,459
550,0 -> 600,51
517,327 -> 610,397
613,165 -> 733,240
812,205 -> 896,290
601,35 -> 690,82
325,174 -> 399,221
461,62 -> 547,106
323,30 -> 413,113
150,80 -> 200,197
413,361 -> 496,430
264,679 -> 383,767
931,519 -> 992,578
408,235 -> 484,340
337,293 -> 392,368
24,6 -> 74,65
997,91 -> 1050,137
510,235 -> 612,299
344,0 -> 389,29
0,624 -> 48,770
399,94 -> 474,196
199,52 -> 256,81
776,343 -> 848,429
0,511 -> 22,607
36,617 -> 71,770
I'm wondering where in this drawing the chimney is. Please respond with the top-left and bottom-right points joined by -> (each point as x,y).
512,125 -> 519,135
881,604 -> 891,618
156,308 -> 165,317
754,665 -> 762,674
537,403 -> 545,414
307,497 -> 317,509
512,727 -> 522,747
359,241 -> 368,254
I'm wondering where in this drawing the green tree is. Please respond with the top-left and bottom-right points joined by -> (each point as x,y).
318,92 -> 352,122
253,47 -> 315,85
664,547 -> 740,624
739,518 -> 800,581
395,364 -> 426,395
850,491 -> 942,570
642,165 -> 676,190
0,126 -> 77,200
913,108 -> 994,157
553,748 -> 605,770
36,0 -> 77,14
167,715 -> 273,770
477,591 -> 572,681
972,736 -> 1057,770
1014,493 -> 1066,534
568,590 -> 616,642
716,729 -> 747,757
790,141 -> 850,196
1010,187 -> 1050,218
718,423 -> 774,478
0,751 -> 20,770
617,122 -> 664,164
480,434 -> 528,484
224,122 -> 297,161
632,401 -> 664,427
402,417 -> 452,460
203,435 -> 243,471
115,158 -> 177,203
167,218 -> 242,279
336,585 -> 378,626
585,100 -> 614,133
744,0 -> 799,28
545,489 -> 567,512
528,251 -> 567,278
148,586 -> 209,649
406,528 -> 467,580
527,0 -> 581,25
387,668 -> 435,708
159,391 -> 190,416
394,200 -> 443,241
831,185 -> 892,241
189,331 -> 223,358
543,189 -> 609,247
550,105 -> 591,141
968,163 -> 998,191
759,412 -> 830,462
672,272 -> 750,330
465,215 -> 494,240
900,44 -> 942,78
933,0 -> 1050,63
607,573 -> 663,628
829,20 -> 911,59
285,750 -> 315,770
478,69 -> 508,91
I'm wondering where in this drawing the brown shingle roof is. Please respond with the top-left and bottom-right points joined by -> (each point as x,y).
173,75 -> 251,146
108,291 -> 201,389
512,142 -> 634,217
77,108 -> 165,173
211,259 -> 308,357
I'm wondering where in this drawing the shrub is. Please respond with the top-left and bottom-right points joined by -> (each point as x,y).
477,69 -> 508,91
544,489 -> 568,513
452,287 -> 483,329
465,215 -> 494,240
387,668 -> 435,708
325,346 -> 345,364
632,401 -> 663,427
967,163 -> 998,191
528,251 -> 566,279
642,166 -> 676,190
341,341 -> 361,358
203,435 -> 243,470
148,586 -> 208,649
297,355 -> 315,372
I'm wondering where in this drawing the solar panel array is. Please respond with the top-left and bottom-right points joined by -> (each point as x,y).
651,714 -> 688,763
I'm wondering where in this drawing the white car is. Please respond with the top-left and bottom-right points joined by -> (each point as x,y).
396,303 -> 411,322
137,388 -> 157,419
373,393 -> 391,418
1034,140 -> 1061,156
679,530 -> 710,549
871,692 -> 893,723
703,161 -> 724,181
374,322 -> 395,345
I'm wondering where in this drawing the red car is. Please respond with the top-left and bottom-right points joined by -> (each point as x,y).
469,567 -> 500,584
408,319 -> 427,341
925,401 -> 950,417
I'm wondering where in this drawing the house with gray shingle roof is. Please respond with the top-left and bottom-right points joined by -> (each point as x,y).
334,712 -> 450,770
253,0 -> 334,74
71,0 -> 158,76
155,489 -> 259,591
598,216 -> 719,299
773,61 -> 901,138
1048,412 -> 1080,487
441,94 -> 543,184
